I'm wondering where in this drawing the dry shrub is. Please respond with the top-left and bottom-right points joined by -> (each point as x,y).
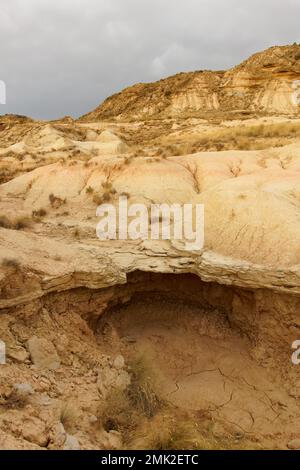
99,355 -> 162,444
130,416 -> 210,450
0,216 -> 11,229
32,208 -> 47,218
129,412 -> 256,450
0,215 -> 31,230
1,258 -> 21,269
92,181 -> 117,205
100,390 -> 140,439
2,392 -> 29,410
93,194 -> 104,205
86,186 -> 94,194
49,193 -> 66,208
14,216 -> 32,230
163,121 -> 300,155
127,355 -> 162,418
101,181 -> 112,191
98,355 -> 257,450
123,156 -> 133,165
60,402 -> 78,433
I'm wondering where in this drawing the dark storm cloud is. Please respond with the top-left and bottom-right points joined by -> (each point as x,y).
0,0 -> 299,119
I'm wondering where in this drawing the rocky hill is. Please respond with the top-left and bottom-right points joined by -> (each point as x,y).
81,45 -> 300,121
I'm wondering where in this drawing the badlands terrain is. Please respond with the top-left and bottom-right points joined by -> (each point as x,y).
0,45 -> 300,450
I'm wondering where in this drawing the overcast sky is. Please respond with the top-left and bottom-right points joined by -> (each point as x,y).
0,0 -> 299,119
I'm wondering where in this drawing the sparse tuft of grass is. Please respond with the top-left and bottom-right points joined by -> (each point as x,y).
132,417 -> 205,450
93,189 -> 116,206
86,186 -> 94,194
101,181 -> 112,191
100,390 -> 140,439
98,355 -> 161,445
123,156 -> 134,165
92,181 -> 116,204
127,355 -> 162,418
49,193 -> 66,208
161,121 -> 300,155
0,215 -> 32,230
60,402 -> 78,433
93,194 -> 104,205
14,216 -> 32,230
32,208 -> 47,219
2,392 -> 29,410
129,412 -> 252,450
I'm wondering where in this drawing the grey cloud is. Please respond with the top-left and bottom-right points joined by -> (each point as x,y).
0,0 -> 299,119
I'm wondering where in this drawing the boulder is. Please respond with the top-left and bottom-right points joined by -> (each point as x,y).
27,336 -> 61,370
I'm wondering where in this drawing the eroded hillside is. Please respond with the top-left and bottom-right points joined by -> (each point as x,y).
1,45 -> 300,450
81,45 -> 300,121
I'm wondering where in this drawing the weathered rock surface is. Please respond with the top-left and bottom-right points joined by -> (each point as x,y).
27,336 -> 61,370
97,362 -> 130,398
1,142 -> 300,311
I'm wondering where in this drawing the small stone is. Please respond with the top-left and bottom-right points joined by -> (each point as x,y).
63,434 -> 80,450
20,416 -> 48,447
113,355 -> 125,370
97,367 -> 131,398
287,439 -> 300,450
48,423 -> 67,448
7,347 -> 29,363
107,430 -> 122,450
36,393 -> 52,406
13,383 -> 34,397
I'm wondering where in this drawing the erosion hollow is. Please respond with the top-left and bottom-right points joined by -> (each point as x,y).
89,271 -> 300,443
2,271 -> 300,449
